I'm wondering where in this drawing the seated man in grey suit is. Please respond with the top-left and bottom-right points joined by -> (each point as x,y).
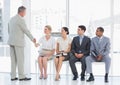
86,27 -> 111,83
69,25 -> 91,81
8,6 -> 36,81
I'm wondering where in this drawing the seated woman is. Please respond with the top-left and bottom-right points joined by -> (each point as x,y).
54,27 -> 72,81
35,25 -> 55,79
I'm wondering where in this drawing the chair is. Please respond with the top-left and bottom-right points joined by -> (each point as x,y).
63,60 -> 70,75
92,62 -> 105,75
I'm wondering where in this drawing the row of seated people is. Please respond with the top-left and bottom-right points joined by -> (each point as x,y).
35,25 -> 111,83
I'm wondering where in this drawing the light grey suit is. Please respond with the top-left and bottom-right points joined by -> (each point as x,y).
86,36 -> 111,74
8,14 -> 34,79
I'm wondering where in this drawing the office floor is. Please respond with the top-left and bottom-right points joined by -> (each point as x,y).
0,73 -> 120,85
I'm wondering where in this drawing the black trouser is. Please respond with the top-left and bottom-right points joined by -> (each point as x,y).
69,53 -> 86,77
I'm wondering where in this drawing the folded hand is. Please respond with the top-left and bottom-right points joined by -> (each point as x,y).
34,43 -> 39,47
97,55 -> 103,61
33,38 -> 36,43
75,53 -> 83,58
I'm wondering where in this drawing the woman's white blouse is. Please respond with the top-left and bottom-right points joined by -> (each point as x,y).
38,36 -> 55,51
57,37 -> 72,51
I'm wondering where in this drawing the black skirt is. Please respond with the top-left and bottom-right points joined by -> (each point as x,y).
56,53 -> 69,61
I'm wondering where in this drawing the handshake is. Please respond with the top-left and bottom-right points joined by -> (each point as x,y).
32,38 -> 39,47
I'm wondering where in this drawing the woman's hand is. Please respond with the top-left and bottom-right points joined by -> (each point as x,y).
63,50 -> 68,53
56,51 -> 62,54
34,43 -> 39,47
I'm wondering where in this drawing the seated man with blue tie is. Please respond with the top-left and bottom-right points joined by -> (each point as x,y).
69,25 -> 91,81
86,27 -> 111,83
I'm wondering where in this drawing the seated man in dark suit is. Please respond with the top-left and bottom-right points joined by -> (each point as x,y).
69,25 -> 91,81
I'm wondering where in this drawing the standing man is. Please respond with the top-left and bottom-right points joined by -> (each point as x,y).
8,6 -> 36,81
86,27 -> 111,83
69,25 -> 91,81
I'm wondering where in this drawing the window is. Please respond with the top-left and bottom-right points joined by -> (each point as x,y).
0,0 -> 120,76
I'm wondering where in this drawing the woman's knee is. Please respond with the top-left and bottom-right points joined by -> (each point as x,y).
38,57 -> 43,61
42,57 -> 48,61
54,58 -> 58,62
59,56 -> 64,61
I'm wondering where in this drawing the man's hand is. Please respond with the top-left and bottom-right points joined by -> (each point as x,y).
75,53 -> 78,57
33,38 -> 36,43
75,53 -> 84,58
77,53 -> 84,58
97,55 -> 103,61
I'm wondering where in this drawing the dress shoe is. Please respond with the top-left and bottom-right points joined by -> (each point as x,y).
19,77 -> 31,81
39,74 -> 43,79
55,75 -> 60,81
11,77 -> 18,81
59,75 -> 61,79
105,76 -> 109,83
72,76 -> 78,80
86,76 -> 94,82
39,76 -> 43,79
55,78 -> 59,81
44,74 -> 48,79
81,76 -> 85,81
44,77 -> 47,80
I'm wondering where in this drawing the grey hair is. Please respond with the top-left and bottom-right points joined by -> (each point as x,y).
18,6 -> 26,13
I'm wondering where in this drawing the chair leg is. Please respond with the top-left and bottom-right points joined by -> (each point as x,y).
35,60 -> 37,78
66,61 -> 69,76
35,60 -> 39,78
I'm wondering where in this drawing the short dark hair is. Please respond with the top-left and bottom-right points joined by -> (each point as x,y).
62,27 -> 69,35
18,6 -> 26,13
97,27 -> 104,32
78,25 -> 86,32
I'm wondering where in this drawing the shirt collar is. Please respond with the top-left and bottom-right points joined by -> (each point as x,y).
79,35 -> 84,39
17,14 -> 24,19
97,35 -> 103,40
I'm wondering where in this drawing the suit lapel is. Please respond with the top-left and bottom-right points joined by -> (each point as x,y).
99,36 -> 104,48
76,36 -> 81,47
95,37 -> 100,50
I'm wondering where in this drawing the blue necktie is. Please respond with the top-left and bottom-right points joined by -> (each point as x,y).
79,36 -> 82,45
98,37 -> 101,49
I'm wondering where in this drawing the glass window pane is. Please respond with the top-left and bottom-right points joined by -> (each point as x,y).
69,0 -> 110,36
114,0 -> 120,15
112,0 -> 120,76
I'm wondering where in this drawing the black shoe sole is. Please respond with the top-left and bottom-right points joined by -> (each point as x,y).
73,79 -> 77,80
81,79 -> 85,81
86,79 -> 94,82
105,80 -> 109,83
19,78 -> 31,81
73,78 -> 78,80
11,78 -> 18,81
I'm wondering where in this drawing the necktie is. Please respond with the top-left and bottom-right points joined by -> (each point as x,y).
79,36 -> 82,45
98,37 -> 101,44
98,37 -> 101,49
